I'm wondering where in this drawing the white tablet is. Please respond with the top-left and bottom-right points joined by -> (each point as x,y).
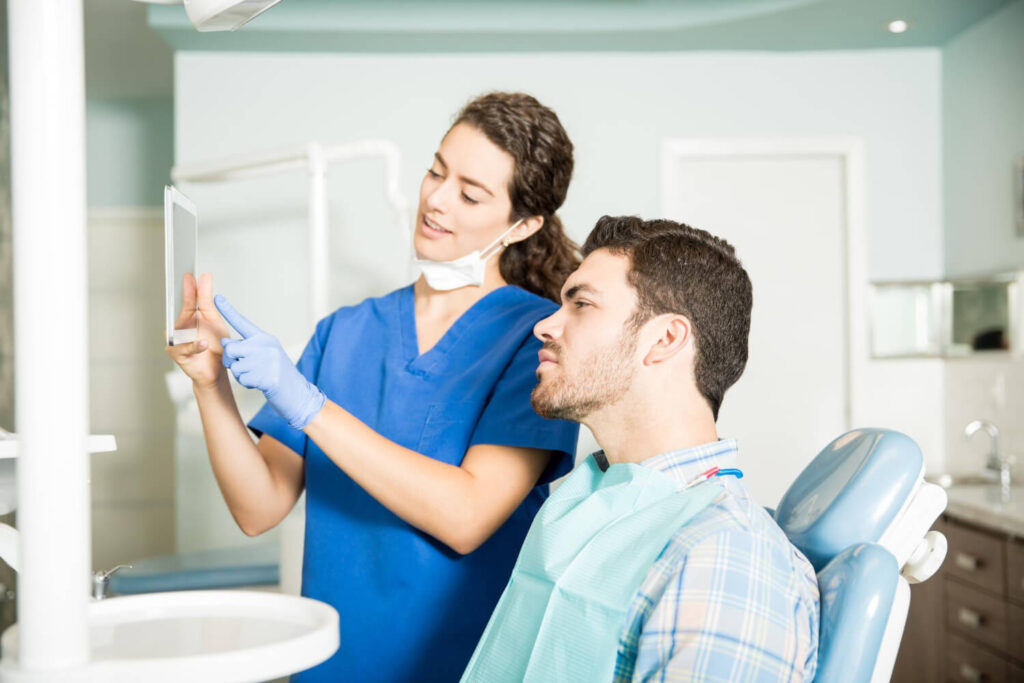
165,185 -> 199,346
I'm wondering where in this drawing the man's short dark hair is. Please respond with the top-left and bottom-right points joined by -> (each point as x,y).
582,216 -> 753,420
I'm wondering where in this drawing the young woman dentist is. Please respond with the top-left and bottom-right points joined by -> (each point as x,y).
166,92 -> 581,682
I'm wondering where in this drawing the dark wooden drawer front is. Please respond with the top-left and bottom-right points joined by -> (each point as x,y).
1008,540 -> 1024,604
948,634 -> 1008,683
947,580 -> 1009,652
946,522 -> 1007,594
1009,604 -> 1024,660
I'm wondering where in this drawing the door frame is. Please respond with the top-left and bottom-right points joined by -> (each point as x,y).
659,137 -> 867,430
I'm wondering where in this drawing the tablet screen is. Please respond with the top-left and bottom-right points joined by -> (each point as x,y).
165,186 -> 199,346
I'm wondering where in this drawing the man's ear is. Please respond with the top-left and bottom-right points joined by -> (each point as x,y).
642,314 -> 693,366
509,215 -> 544,244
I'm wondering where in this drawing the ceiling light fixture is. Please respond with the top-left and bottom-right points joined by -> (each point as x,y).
887,19 -> 909,34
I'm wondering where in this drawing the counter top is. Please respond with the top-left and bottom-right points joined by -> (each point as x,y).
943,483 -> 1024,538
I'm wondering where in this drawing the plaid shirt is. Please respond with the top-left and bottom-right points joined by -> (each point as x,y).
612,440 -> 819,682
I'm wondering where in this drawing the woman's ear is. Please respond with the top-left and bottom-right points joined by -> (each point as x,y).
509,215 -> 544,244
642,314 -> 693,366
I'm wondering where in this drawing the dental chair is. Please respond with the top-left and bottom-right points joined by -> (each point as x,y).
774,428 -> 948,683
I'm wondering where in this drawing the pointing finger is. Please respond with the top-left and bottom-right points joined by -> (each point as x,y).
214,295 -> 263,339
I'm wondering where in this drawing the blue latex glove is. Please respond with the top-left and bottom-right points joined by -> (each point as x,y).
214,294 -> 326,430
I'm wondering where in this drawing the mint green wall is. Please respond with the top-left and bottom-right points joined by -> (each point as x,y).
174,49 -> 943,344
86,98 -> 174,208
943,0 -> 1024,277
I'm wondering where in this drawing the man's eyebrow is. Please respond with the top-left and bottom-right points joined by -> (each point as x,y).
433,152 -> 495,197
563,283 -> 599,301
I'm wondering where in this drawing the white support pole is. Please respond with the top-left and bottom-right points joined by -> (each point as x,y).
9,0 -> 91,670
307,143 -> 330,325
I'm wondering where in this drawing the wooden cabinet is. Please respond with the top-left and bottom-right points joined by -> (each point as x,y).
894,516 -> 1024,682
1009,541 -> 1024,604
945,521 -> 1006,594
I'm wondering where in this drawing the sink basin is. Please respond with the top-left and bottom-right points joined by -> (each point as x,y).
934,479 -> 1024,537
0,590 -> 338,682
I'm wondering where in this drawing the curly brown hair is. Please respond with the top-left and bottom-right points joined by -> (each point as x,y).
452,92 -> 580,302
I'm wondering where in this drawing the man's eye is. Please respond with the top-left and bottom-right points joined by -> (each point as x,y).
461,193 -> 480,205
573,300 -> 589,309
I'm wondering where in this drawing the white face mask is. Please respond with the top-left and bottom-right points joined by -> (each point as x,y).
414,219 -> 525,290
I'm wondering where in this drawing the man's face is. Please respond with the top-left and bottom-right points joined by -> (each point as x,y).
531,249 -> 641,422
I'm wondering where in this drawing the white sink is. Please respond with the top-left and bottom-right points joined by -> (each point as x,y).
0,590 -> 339,682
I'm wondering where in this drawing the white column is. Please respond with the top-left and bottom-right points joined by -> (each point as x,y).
307,143 -> 329,324
9,0 -> 91,669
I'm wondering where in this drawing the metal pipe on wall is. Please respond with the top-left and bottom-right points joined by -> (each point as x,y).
8,0 -> 91,669
307,143 -> 329,323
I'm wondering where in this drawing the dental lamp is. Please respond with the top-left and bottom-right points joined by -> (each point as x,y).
185,0 -> 281,31
135,0 -> 282,32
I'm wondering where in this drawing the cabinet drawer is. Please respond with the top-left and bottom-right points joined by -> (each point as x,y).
947,634 -> 1008,683
1008,539 -> 1024,604
946,521 -> 1007,594
1009,603 -> 1024,661
947,580 -> 1008,652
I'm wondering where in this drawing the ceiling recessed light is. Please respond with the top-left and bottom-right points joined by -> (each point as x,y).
888,19 -> 909,34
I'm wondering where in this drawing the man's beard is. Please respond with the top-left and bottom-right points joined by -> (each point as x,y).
531,329 -> 638,422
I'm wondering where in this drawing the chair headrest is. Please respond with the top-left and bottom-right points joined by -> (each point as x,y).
775,429 -> 923,572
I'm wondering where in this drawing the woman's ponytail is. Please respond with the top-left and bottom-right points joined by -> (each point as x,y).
499,214 -> 578,302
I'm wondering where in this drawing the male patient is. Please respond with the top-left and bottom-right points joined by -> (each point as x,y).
462,216 -> 819,682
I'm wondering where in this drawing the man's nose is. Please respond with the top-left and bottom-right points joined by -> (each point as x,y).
534,310 -> 563,342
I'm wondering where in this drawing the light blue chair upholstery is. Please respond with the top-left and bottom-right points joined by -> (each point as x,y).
775,429 -> 948,683
814,544 -> 899,682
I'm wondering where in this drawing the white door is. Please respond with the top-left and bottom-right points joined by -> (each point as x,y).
662,146 -> 850,506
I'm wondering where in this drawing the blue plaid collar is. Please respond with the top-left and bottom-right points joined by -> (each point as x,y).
636,439 -> 739,486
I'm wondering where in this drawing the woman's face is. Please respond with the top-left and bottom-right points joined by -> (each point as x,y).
415,122 -> 517,262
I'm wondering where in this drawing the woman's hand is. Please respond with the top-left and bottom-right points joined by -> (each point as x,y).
165,273 -> 233,390
215,295 -> 326,431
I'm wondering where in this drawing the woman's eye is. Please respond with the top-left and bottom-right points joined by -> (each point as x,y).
426,168 -> 442,179
461,193 -> 479,205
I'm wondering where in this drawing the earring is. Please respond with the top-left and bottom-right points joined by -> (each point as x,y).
502,238 -> 511,248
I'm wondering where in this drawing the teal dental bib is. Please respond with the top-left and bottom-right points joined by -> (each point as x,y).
461,454 -> 723,682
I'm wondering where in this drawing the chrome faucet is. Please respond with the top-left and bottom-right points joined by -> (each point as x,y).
92,564 -> 132,600
963,420 -> 1011,491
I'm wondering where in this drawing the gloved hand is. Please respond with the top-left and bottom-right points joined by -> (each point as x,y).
214,294 -> 326,430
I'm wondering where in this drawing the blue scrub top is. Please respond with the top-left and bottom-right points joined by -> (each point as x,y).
248,284 -> 579,682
